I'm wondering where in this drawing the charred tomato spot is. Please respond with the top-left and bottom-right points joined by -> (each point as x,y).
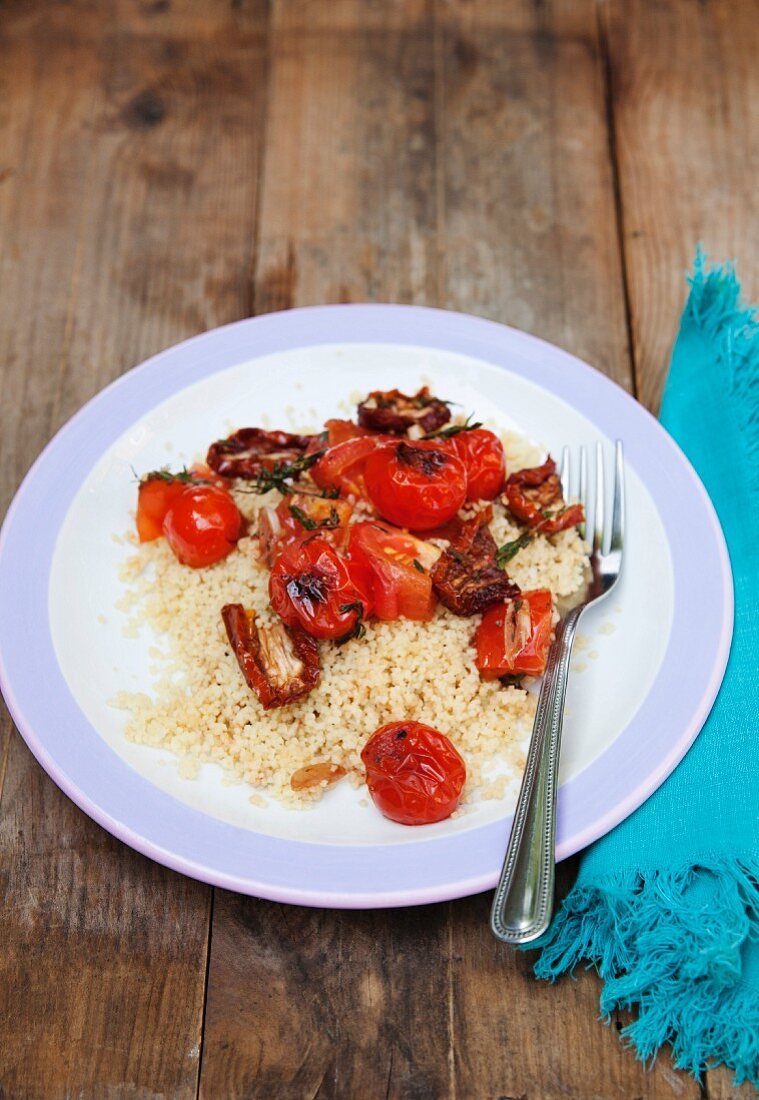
286,572 -> 329,605
396,442 -> 449,477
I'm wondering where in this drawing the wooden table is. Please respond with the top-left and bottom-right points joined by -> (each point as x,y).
1,3 -> 756,1097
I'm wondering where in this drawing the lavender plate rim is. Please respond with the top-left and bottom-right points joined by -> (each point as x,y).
0,305 -> 733,908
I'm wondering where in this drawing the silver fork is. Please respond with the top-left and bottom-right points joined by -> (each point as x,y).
490,441 -> 625,944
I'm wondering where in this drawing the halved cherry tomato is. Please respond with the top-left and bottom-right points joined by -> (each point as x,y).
448,428 -> 506,501
475,589 -> 554,679
310,435 -> 392,499
348,521 -> 441,621
361,721 -> 466,825
163,485 -> 242,567
363,441 -> 467,530
257,494 -> 353,565
136,468 -> 220,542
269,537 -> 371,640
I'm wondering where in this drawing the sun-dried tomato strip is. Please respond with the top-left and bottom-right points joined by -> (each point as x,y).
207,428 -> 315,480
290,762 -> 347,791
221,604 -> 320,709
431,507 -> 520,616
357,387 -> 451,435
503,457 -> 584,534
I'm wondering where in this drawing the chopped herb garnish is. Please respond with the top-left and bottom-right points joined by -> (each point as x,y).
423,414 -> 483,440
289,504 -> 341,531
289,505 -> 318,530
412,558 -> 425,573
495,532 -> 532,567
254,449 -> 326,495
336,601 -> 367,645
136,465 -> 214,486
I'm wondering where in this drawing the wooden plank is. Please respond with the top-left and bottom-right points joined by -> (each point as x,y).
603,0 -> 758,413
437,0 -> 632,387
428,2 -> 694,1094
201,2 -> 697,1097
0,1 -> 269,1094
605,1 -> 758,1094
252,0 -> 439,314
199,7 -> 450,1096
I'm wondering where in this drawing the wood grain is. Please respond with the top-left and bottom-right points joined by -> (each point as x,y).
603,0 -> 759,412
199,2 -> 696,1097
604,1 -> 759,1094
0,0 -> 269,1094
436,0 -> 632,387
0,0 -> 754,1094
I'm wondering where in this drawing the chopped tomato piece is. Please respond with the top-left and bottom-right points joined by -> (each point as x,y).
324,418 -> 373,445
348,521 -> 441,621
504,457 -> 584,534
357,387 -> 451,436
162,484 -> 242,567
137,476 -> 190,542
475,589 -> 554,679
430,507 -> 519,616
447,428 -> 506,501
257,494 -> 353,565
361,721 -> 466,825
221,604 -> 320,709
269,537 -> 371,641
310,435 -> 392,499
363,441 -> 467,530
207,428 -> 315,480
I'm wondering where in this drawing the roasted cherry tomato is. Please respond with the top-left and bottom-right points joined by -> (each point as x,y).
136,468 -> 223,543
361,721 -> 466,825
504,457 -> 584,534
475,589 -> 554,679
162,485 -> 242,567
348,521 -> 441,621
448,428 -> 506,501
310,436 -> 392,499
363,441 -> 467,531
269,537 -> 371,640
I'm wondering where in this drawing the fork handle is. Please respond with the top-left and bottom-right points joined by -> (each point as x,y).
490,606 -> 583,944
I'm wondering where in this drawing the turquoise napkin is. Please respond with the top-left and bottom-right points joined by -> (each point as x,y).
530,250 -> 759,1088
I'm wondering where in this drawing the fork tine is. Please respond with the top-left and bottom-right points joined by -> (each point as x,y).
594,442 -> 604,554
559,446 -> 570,500
578,446 -> 588,540
610,440 -> 625,553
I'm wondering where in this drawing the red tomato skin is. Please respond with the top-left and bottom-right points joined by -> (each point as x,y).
363,442 -> 467,531
310,436 -> 392,499
137,478 -> 187,542
268,538 -> 369,640
475,589 -> 554,679
361,721 -> 467,825
449,429 -> 506,501
348,522 -> 438,621
162,485 -> 242,567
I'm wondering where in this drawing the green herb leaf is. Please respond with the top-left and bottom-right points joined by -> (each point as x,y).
336,601 -> 366,645
423,414 -> 483,440
495,532 -> 532,567
412,558 -> 425,573
254,449 -> 326,495
289,505 -> 318,530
